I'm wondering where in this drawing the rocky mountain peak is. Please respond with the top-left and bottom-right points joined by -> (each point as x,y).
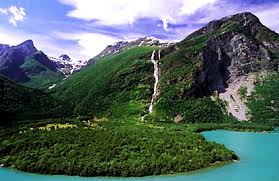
13,40 -> 37,56
59,54 -> 71,62
187,12 -> 263,39
179,12 -> 279,120
19,39 -> 34,46
220,12 -> 259,25
17,40 -> 36,50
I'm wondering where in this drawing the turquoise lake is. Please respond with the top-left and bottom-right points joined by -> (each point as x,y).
1,130 -> 279,181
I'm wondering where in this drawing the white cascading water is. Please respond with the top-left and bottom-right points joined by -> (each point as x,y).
243,12 -> 248,26
148,50 -> 160,113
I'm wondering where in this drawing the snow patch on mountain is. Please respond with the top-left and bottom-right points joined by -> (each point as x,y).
91,37 -> 173,61
48,55 -> 87,76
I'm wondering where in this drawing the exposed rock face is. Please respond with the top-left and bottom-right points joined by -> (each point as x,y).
0,40 -> 88,88
0,40 -> 38,82
193,12 -> 278,96
0,44 -> 9,54
0,40 -> 68,88
49,55 -> 87,76
219,75 -> 255,121
31,51 -> 58,72
181,12 -> 279,120
200,33 -> 276,94
59,54 -> 71,62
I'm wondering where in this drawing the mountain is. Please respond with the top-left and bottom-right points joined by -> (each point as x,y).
48,54 -> 88,76
0,41 -> 87,89
0,40 -> 37,82
53,12 -> 279,124
1,12 -> 278,178
52,46 -> 154,117
0,76 -> 67,123
89,37 -> 170,64
0,40 -> 64,89
157,12 -> 279,122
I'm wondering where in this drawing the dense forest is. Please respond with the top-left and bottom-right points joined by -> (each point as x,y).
0,76 -> 68,123
248,74 -> 279,125
52,47 -> 154,118
0,118 -> 239,177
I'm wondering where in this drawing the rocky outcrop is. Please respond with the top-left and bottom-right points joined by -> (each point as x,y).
192,12 -> 278,94
0,40 -> 67,88
199,33 -> 276,94
0,40 -> 38,82
179,12 -> 279,120
59,54 -> 71,62
48,54 -> 87,76
31,51 -> 58,72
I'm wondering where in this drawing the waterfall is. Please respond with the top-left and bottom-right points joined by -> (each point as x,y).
148,50 -> 160,113
243,13 -> 248,26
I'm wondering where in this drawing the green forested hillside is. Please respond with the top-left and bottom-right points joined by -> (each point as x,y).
52,45 -> 226,123
53,46 -> 154,118
155,43 -> 223,123
0,119 -> 238,177
0,76 -> 65,123
248,74 -> 279,124
20,57 -> 64,89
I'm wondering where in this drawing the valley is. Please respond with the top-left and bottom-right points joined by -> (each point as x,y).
0,11 -> 279,178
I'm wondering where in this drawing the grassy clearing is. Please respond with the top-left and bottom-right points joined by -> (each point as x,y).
38,123 -> 77,131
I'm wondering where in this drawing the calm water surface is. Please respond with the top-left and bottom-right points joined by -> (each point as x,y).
1,130 -> 279,181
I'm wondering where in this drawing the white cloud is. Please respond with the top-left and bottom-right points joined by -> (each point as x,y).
0,6 -> 26,26
58,0 -> 217,31
0,8 -> 8,14
0,27 -> 86,61
180,0 -> 217,15
8,6 -> 26,26
55,31 -> 121,58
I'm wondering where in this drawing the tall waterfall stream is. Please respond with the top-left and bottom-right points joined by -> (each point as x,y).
148,50 -> 160,113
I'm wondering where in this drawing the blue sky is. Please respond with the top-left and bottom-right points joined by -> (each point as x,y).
0,0 -> 279,61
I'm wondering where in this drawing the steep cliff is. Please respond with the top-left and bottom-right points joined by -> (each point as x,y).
156,12 -> 279,121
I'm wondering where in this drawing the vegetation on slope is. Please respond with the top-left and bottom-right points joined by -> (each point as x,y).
248,73 -> 279,125
0,118 -> 237,177
53,46 -> 155,118
20,58 -> 64,89
0,76 -> 66,123
153,12 -> 279,124
154,31 -> 224,123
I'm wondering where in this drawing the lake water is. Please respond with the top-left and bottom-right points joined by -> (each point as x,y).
1,130 -> 279,181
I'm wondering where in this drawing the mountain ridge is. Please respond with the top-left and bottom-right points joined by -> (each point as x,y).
157,12 -> 279,121
52,12 -> 279,124
0,40 -> 86,89
89,37 -> 171,64
1,12 -> 278,178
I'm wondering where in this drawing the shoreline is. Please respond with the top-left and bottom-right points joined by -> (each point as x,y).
0,159 -> 237,178
1,129 -> 278,181
0,130 -> 249,178
0,122 -> 274,178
